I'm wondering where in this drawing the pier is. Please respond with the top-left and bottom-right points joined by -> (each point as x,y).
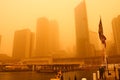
0,63 -> 82,72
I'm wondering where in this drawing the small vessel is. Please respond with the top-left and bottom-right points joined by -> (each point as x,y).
50,78 -> 60,80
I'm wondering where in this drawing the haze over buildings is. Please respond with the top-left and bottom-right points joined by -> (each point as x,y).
106,40 -> 117,56
89,31 -> 102,56
75,0 -> 89,58
12,0 -> 118,59
0,0 -> 120,57
89,31 -> 101,51
0,35 -> 1,48
35,18 -> 59,57
75,0 -> 96,58
49,20 -> 60,54
36,18 -> 50,57
12,29 -> 34,59
0,35 -> 2,53
112,15 -> 120,55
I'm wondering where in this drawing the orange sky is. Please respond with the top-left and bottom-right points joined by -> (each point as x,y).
0,0 -> 120,56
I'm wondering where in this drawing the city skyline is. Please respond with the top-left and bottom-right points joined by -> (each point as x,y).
0,0 -> 120,56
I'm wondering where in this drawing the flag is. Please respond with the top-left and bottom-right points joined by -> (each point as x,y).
98,18 -> 106,47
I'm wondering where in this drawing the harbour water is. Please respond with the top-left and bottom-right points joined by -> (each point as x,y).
0,69 -> 97,80
0,72 -> 56,80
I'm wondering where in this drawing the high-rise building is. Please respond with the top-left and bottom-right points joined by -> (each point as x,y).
112,15 -> 120,55
0,35 -> 1,48
89,31 -> 103,57
75,0 -> 90,58
106,40 -> 117,56
12,29 -> 33,59
36,17 -> 51,57
36,17 -> 60,57
106,33 -> 117,56
30,32 -> 35,57
49,20 -> 59,54
89,31 -> 101,51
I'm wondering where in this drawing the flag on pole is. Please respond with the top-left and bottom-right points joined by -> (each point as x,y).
98,17 -> 106,47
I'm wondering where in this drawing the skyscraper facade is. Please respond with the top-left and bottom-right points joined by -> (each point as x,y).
89,31 -> 101,51
29,32 -> 35,57
49,20 -> 59,54
36,18 -> 59,57
36,17 -> 51,57
106,40 -> 117,56
75,0 -> 90,58
0,35 -> 1,48
12,29 -> 32,59
112,15 -> 120,55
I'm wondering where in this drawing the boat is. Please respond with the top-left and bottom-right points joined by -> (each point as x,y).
50,78 -> 60,80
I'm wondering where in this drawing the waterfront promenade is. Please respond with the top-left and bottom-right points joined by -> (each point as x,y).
0,63 -> 120,80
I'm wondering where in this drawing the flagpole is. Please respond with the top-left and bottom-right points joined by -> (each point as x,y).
98,16 -> 107,68
98,17 -> 108,79
102,44 -> 108,70
103,43 -> 109,80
